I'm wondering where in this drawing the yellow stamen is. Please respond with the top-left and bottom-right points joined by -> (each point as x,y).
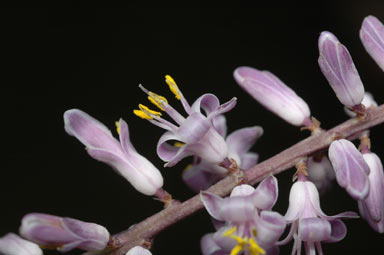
182,164 -> 193,173
148,91 -> 168,111
223,227 -> 265,255
165,74 -> 181,100
139,104 -> 162,116
133,109 -> 153,120
115,121 -> 120,134
174,141 -> 185,147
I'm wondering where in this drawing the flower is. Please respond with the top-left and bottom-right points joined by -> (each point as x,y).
318,31 -> 365,109
307,155 -> 335,193
328,139 -> 370,200
19,213 -> 110,252
126,246 -> 152,255
281,174 -> 358,255
134,75 -> 237,167
0,233 -> 42,255
360,15 -> 384,72
233,66 -> 311,126
183,115 -> 263,192
200,176 -> 286,255
64,109 -> 164,196
359,152 -> 384,233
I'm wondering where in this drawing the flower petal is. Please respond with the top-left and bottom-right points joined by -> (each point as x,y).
360,15 -> 384,71
182,163 -> 224,192
318,31 -> 365,108
118,119 -> 137,155
200,233 -> 222,255
191,93 -> 220,115
256,211 -> 286,248
212,115 -> 227,137
126,246 -> 152,255
252,175 -> 278,210
325,219 -> 347,243
298,218 -> 331,242
328,139 -> 370,200
0,233 -> 43,255
226,126 -> 263,159
234,66 -> 310,126
176,112 -> 211,143
240,152 -> 259,170
200,191 -> 225,221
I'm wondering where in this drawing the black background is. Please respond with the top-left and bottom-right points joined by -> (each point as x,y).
2,4 -> 384,255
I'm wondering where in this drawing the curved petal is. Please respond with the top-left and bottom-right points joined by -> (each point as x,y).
252,175 -> 278,210
213,226 -> 237,251
230,184 -> 256,197
156,131 -> 182,162
176,112 -> 211,143
240,152 -> 259,170
325,219 -> 347,243
200,233 -> 222,255
298,218 -> 331,242
256,211 -> 286,248
118,119 -> 137,155
212,115 -> 227,137
200,191 -> 225,221
208,97 -> 237,120
284,182 -> 306,222
226,126 -> 263,158
0,233 -> 43,255
191,93 -> 220,115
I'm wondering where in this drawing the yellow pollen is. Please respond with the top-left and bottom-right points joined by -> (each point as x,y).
174,141 -> 185,148
148,91 -> 168,111
139,104 -> 162,116
133,109 -> 153,120
182,164 -> 193,173
165,74 -> 181,100
223,227 -> 265,255
115,121 -> 120,134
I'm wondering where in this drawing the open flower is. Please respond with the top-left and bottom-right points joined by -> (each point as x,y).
0,233 -> 42,255
19,213 -> 110,252
134,75 -> 237,167
328,139 -> 370,200
280,174 -> 358,255
360,15 -> 384,72
359,152 -> 384,233
234,66 -> 311,126
183,115 -> 263,192
64,109 -> 164,196
318,31 -> 365,109
200,176 -> 286,255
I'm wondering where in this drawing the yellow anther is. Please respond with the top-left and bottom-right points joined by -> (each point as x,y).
133,109 -> 153,120
115,121 -> 120,134
174,141 -> 185,148
148,91 -> 168,111
165,74 -> 181,100
223,226 -> 265,255
138,104 -> 162,117
182,164 -> 193,173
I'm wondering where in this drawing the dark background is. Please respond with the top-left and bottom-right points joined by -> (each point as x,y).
2,5 -> 384,255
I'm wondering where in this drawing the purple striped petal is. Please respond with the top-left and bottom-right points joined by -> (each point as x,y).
255,211 -> 286,248
200,191 -> 225,221
226,126 -> 263,162
252,175 -> 278,210
234,66 -> 310,126
240,152 -> 259,170
326,219 -> 347,243
298,218 -> 331,242
19,213 -> 110,252
318,32 -> 365,108
328,139 -> 370,200
191,93 -> 220,116
200,233 -> 223,255
212,115 -> 227,137
360,15 -> 384,71
182,163 -> 224,192
0,233 -> 43,255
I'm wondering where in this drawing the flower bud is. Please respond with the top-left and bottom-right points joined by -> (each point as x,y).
0,233 -> 42,255
318,31 -> 365,108
328,139 -> 370,200
19,213 -> 110,252
359,152 -> 384,233
360,15 -> 384,71
344,92 -> 377,117
126,246 -> 152,255
234,66 -> 310,126
307,156 -> 335,193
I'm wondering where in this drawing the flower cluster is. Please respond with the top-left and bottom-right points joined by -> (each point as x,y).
1,14 -> 384,255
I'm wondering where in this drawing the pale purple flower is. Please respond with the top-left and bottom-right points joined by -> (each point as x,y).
328,139 -> 370,200
280,175 -> 358,255
200,177 -> 286,254
19,213 -> 110,252
183,115 -> 262,192
318,31 -> 365,109
344,92 -> 377,117
64,109 -> 163,196
359,152 -> 384,233
126,246 -> 152,255
0,233 -> 42,255
134,75 -> 237,167
307,156 -> 335,193
233,66 -> 311,126
360,15 -> 384,71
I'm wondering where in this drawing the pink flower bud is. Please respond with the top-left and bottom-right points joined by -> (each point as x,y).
0,233 -> 42,255
360,15 -> 384,71
318,31 -> 365,108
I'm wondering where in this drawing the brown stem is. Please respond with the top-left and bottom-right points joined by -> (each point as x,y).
83,105 -> 384,255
